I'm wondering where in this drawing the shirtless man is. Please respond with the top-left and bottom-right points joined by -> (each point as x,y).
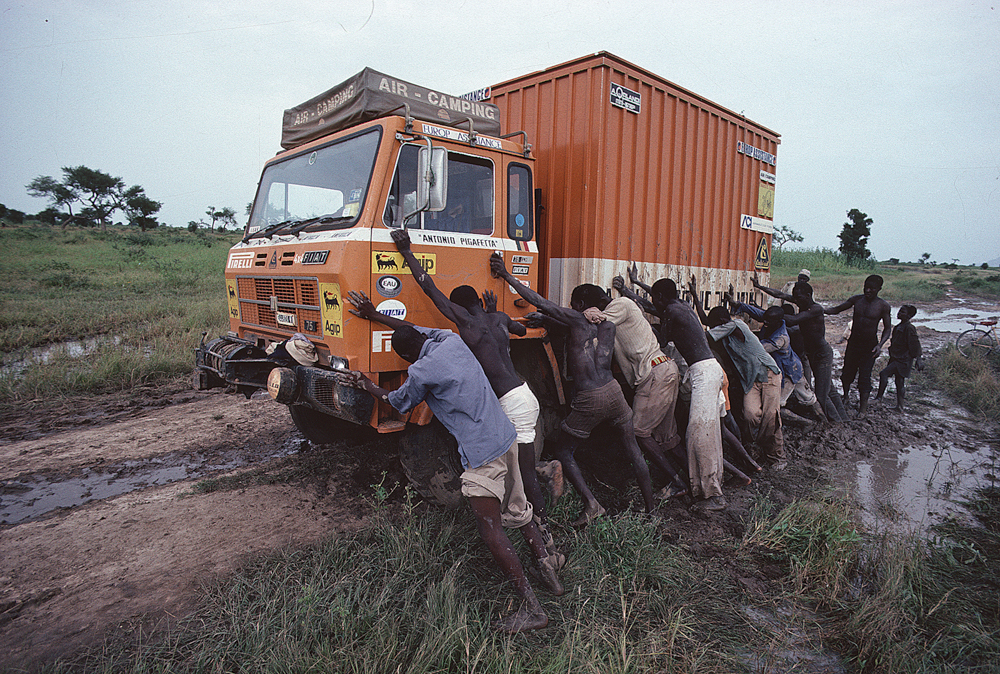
825,275 -> 892,414
387,229 -> 560,559
754,275 -> 847,422
490,253 -> 656,524
343,324 -> 562,632
617,274 -> 728,511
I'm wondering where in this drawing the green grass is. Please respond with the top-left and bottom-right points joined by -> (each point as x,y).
48,491 -> 753,674
0,223 -> 239,401
770,248 -> 1000,303
924,345 -> 1000,423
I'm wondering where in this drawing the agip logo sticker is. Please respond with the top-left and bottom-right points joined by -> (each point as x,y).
372,251 -> 435,275
226,280 -> 240,319
320,282 -> 343,338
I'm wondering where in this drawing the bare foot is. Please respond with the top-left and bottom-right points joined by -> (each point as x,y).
571,502 -> 606,527
656,484 -> 688,500
536,460 -> 565,502
535,555 -> 565,596
497,605 -> 548,633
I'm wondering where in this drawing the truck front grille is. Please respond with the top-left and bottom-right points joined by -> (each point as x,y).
235,276 -> 322,336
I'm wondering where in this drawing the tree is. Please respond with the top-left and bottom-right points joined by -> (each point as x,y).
26,165 -> 160,231
919,252 -> 931,264
772,224 -> 804,250
124,193 -> 162,231
205,206 -> 237,231
838,208 -> 872,261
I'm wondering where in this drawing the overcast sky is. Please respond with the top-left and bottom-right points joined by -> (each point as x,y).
2,0 -> 997,265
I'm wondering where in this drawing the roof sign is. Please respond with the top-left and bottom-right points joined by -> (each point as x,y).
737,140 -> 776,166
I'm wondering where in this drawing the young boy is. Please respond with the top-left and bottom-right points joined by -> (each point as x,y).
874,305 -> 923,411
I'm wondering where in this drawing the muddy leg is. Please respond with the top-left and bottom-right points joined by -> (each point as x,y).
467,496 -> 547,632
517,442 -> 547,522
553,434 -> 605,526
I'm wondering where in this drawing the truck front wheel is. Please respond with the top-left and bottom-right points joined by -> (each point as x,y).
288,405 -> 373,445
398,419 -> 465,508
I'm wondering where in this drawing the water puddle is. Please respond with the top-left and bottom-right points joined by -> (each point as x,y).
912,307 -> 999,334
1,336 -> 124,378
834,391 -> 999,534
0,439 -> 303,526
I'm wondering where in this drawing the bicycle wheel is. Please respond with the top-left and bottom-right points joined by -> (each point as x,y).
956,329 -> 997,357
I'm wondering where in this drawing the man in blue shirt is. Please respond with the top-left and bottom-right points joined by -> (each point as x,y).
345,320 -> 563,633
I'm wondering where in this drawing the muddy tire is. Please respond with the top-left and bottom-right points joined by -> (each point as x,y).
288,405 -> 373,445
398,419 -> 465,508
956,328 -> 996,358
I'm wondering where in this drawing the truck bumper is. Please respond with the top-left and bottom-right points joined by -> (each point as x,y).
194,335 -> 374,427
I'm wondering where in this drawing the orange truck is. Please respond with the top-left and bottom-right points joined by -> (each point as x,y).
195,52 -> 779,502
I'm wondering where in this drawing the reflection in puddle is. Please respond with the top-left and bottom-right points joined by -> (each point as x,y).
853,441 -> 987,532
0,439 -> 303,526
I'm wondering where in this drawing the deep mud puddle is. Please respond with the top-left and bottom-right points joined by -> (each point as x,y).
0,438 -> 304,526
832,390 -> 998,534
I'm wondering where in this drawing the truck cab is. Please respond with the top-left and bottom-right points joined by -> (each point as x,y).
197,71 -> 554,449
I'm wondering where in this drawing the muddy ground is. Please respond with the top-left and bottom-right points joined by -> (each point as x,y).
1,296 -> 998,671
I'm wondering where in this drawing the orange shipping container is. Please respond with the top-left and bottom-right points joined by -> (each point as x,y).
489,52 -> 780,309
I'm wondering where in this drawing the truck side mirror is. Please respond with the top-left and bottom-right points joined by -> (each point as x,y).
414,145 -> 447,215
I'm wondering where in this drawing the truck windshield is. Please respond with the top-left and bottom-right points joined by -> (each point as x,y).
246,128 -> 381,238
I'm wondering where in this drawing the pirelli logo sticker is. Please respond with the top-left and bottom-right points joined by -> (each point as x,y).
372,251 -> 436,275
319,282 -> 343,338
226,280 -> 240,319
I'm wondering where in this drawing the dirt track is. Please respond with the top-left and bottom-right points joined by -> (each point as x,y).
1,296 -> 997,670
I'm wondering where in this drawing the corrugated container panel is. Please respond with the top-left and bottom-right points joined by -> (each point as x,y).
491,52 -> 779,304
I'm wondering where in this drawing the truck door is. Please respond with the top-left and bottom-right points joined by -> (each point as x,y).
370,143 -> 506,371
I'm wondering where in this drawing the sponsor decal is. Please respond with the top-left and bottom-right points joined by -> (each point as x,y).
372,251 -> 435,275
419,123 -> 503,149
760,170 -> 776,185
737,141 -> 777,166
349,188 -> 362,202
372,330 -> 393,353
610,83 -> 641,114
512,265 -> 530,275
300,250 -> 329,265
377,275 -> 403,298
227,251 -> 254,269
512,255 -> 533,265
226,280 -> 240,319
375,299 -> 406,321
319,282 -> 343,338
268,251 -> 278,269
755,236 -> 771,271
740,214 -> 775,234
276,311 -> 297,327
757,184 -> 775,219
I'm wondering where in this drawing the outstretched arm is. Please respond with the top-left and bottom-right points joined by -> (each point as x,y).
490,252 -> 580,324
824,296 -> 856,315
688,275 -> 710,327
628,262 -> 654,296
347,290 -> 413,331
344,371 -> 391,406
752,272 -> 793,302
392,229 -> 466,327
613,275 -> 657,314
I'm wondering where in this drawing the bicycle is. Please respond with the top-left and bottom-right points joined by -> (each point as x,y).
956,318 -> 999,357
